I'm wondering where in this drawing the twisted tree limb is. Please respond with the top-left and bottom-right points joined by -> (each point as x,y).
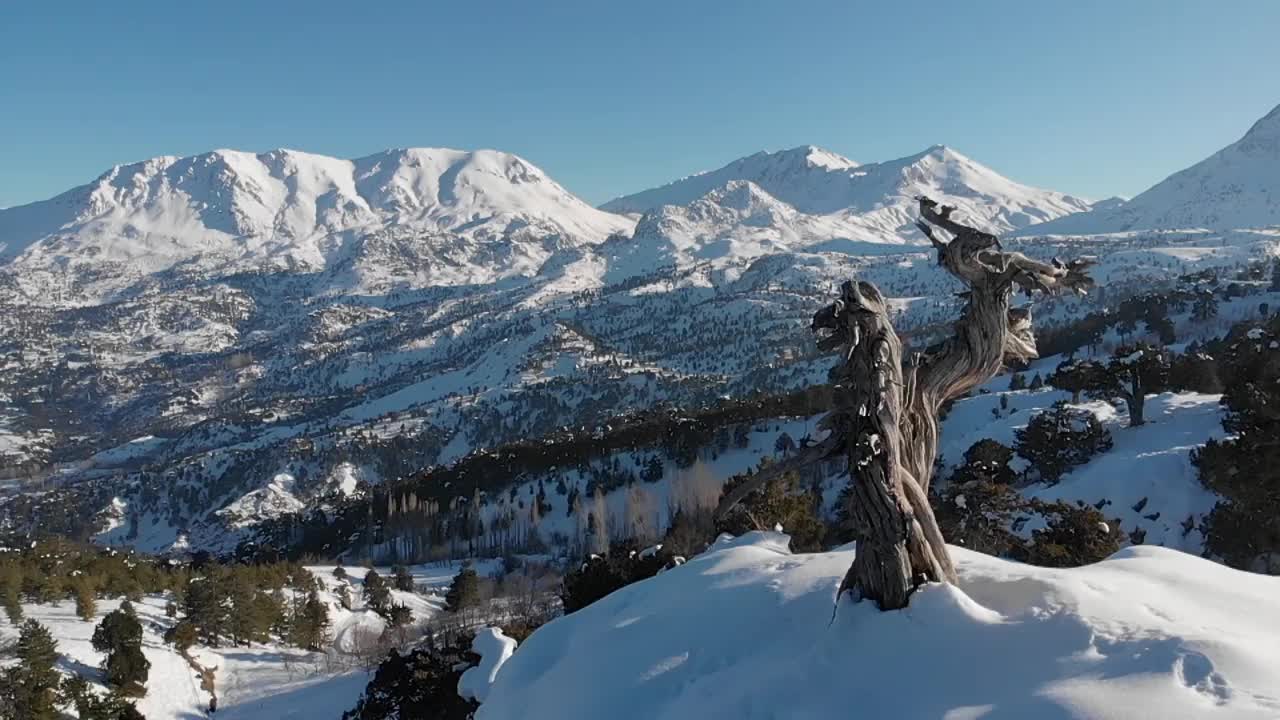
716,196 -> 1094,610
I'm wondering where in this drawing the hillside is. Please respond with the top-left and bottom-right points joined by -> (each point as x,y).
1021,102 -> 1280,235
479,533 -> 1280,719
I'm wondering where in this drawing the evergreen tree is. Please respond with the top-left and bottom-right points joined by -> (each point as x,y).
0,562 -> 23,624
392,564 -> 415,593
1193,318 -> 1280,571
1048,358 -> 1104,403
290,589 -> 330,651
641,456 -> 664,483
1,620 -> 61,720
60,674 -> 145,720
443,566 -> 481,613
73,576 -> 98,622
1028,373 -> 1045,390
1008,372 -> 1027,391
92,607 -> 150,696
164,619 -> 199,653
1022,500 -> 1126,567
387,603 -> 413,628
1088,344 -> 1171,427
1015,402 -> 1113,483
341,641 -> 480,720
333,562 -> 347,581
1192,291 -> 1219,322
362,569 -> 392,615
718,466 -> 826,551
337,584 -> 353,611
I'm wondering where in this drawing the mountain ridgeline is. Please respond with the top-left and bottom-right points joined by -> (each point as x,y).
2,103 -> 1280,564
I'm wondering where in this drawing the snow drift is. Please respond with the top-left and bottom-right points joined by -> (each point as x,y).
479,532 -> 1280,720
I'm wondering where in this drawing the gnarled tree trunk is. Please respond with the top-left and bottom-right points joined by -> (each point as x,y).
716,196 -> 1094,610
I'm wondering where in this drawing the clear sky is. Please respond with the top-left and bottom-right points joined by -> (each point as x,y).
2,1 -> 1278,209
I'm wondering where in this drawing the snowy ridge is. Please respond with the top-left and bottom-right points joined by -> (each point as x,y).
605,144 -> 1092,260
0,147 -> 634,300
479,533 -> 1280,719
1022,102 -> 1280,235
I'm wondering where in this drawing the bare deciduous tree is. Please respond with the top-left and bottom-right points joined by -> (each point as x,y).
717,196 -> 1094,610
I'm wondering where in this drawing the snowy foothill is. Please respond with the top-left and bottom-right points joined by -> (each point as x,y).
479,531 -> 1280,720
0,559 -> 504,719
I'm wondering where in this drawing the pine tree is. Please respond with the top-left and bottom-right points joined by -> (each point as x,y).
1193,317 -> 1280,571
60,674 -> 144,720
443,566 -> 481,614
72,576 -> 98,622
1015,402 -> 1113,483
391,565 -> 415,593
0,562 -> 23,624
362,569 -> 392,615
164,619 -> 199,653
92,607 -> 150,696
290,590 -> 330,651
1008,372 -> 1027,391
387,603 -> 413,628
1,620 -> 61,719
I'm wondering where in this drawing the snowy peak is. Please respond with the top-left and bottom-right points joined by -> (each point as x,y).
601,145 -> 862,215
609,143 -> 1090,267
607,143 -> 1089,227
1022,102 -> 1280,235
0,146 -> 634,295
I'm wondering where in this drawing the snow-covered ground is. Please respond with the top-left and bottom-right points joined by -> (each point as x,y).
0,560 -> 504,719
480,531 -> 1280,719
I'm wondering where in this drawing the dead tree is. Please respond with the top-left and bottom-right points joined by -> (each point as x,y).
716,196 -> 1094,610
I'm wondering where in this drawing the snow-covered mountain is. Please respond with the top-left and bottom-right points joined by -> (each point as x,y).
603,144 -> 1093,259
0,147 -> 634,302
1022,103 -> 1280,235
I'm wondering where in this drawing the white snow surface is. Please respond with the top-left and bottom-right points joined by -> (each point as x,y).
458,627 -> 517,703
479,532 -> 1280,720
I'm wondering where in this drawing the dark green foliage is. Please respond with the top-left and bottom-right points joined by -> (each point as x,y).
1015,402 -> 1113,483
1193,318 -> 1280,571
1048,358 -> 1104,404
0,620 -> 60,719
164,619 -> 199,652
341,637 -> 480,720
362,568 -> 392,615
73,576 -> 98,621
443,566 -> 481,613
392,565 -> 415,592
60,675 -> 145,720
1192,291 -> 1219,322
561,540 -> 670,614
717,466 -> 826,552
388,603 -> 413,628
1090,343 -> 1171,427
936,441 -> 1024,556
290,589 -> 331,651
1020,500 -> 1126,567
92,608 -> 150,696
1008,372 -> 1027,391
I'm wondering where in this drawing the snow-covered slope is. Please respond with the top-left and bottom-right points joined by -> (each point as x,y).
480,532 -> 1280,720
1023,103 -> 1280,235
603,144 -> 1092,258
0,147 -> 634,299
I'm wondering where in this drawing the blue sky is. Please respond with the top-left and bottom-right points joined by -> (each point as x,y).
2,1 -> 1277,208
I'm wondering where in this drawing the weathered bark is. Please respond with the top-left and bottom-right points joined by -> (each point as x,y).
717,196 -> 1094,610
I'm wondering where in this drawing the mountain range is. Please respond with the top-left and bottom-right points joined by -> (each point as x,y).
1,102 -> 1278,556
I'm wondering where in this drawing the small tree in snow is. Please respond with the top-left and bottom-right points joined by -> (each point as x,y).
1015,402 -> 1113,483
